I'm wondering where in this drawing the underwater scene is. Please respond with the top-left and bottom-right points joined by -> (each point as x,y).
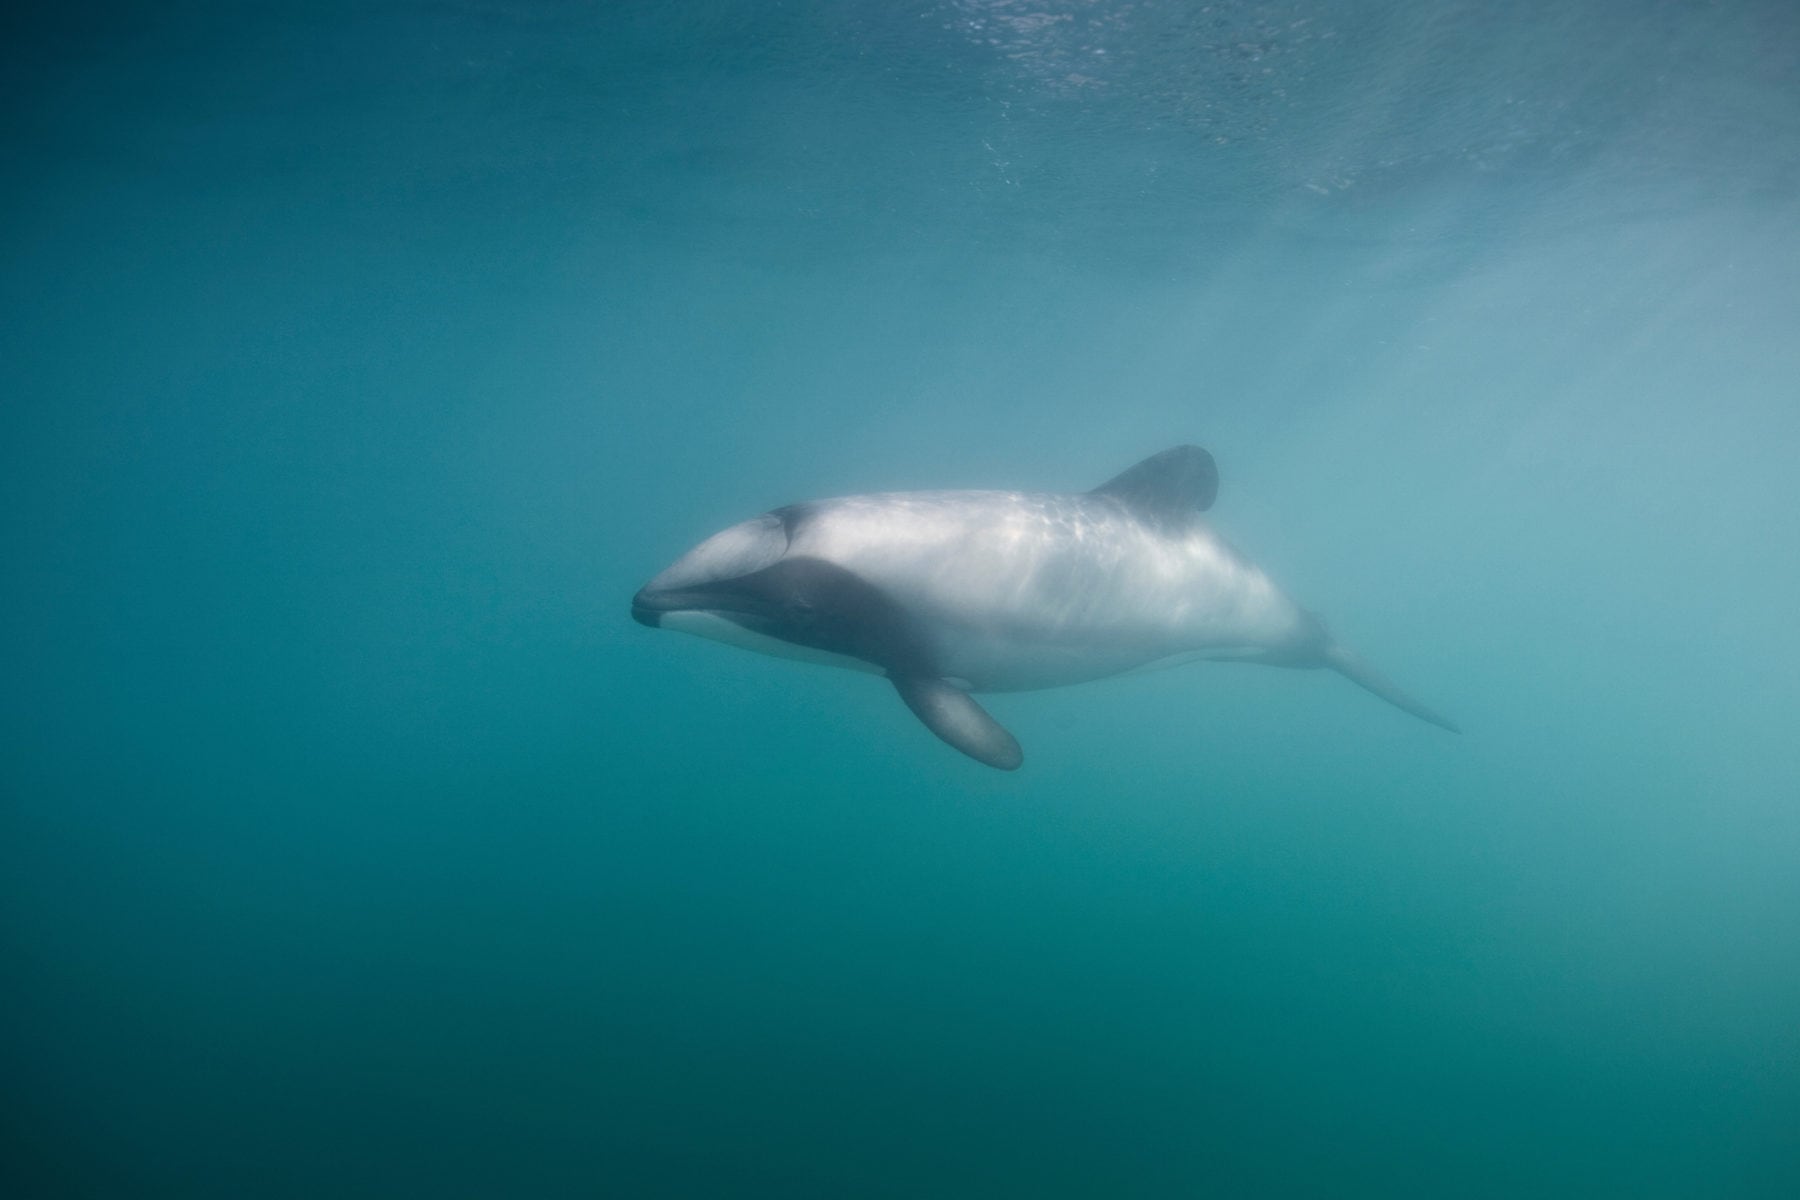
4,1 -> 1798,1196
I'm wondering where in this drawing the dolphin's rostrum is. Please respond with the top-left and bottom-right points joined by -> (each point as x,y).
632,446 -> 1457,769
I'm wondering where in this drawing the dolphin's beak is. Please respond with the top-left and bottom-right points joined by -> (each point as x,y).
630,587 -> 668,628
633,515 -> 789,630
631,584 -> 747,629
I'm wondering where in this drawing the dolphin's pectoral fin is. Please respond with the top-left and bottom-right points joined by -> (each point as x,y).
1090,444 -> 1219,521
891,676 -> 1023,770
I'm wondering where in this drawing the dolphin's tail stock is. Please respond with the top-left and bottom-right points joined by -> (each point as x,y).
1322,643 -> 1460,733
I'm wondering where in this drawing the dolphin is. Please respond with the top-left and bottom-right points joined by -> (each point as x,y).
631,445 -> 1456,769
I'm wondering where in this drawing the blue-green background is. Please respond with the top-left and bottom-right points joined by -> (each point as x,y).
5,2 -> 1799,1195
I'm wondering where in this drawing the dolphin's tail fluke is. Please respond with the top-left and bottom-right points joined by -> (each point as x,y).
1322,644 -> 1460,733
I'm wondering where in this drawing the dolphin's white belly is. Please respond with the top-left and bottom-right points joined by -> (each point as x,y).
788,491 -> 1311,692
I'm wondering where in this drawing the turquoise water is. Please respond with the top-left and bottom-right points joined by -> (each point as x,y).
5,1 -> 1799,1195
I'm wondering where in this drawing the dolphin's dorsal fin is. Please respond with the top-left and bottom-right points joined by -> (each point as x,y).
1090,445 -> 1218,521
891,676 -> 1023,770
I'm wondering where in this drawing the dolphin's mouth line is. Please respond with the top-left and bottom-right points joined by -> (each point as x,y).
631,588 -> 761,629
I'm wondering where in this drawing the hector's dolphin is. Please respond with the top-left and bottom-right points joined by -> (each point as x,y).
632,446 -> 1456,769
